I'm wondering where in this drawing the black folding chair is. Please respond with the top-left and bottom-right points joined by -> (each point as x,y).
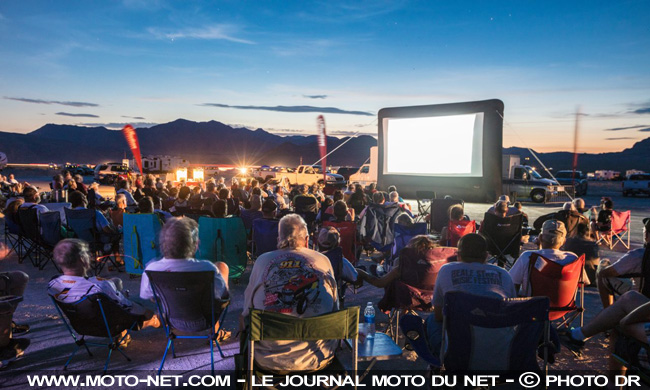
50,293 -> 139,373
3,215 -> 27,261
480,212 -> 524,269
65,208 -> 121,275
293,196 -> 319,234
36,211 -> 63,271
146,270 -> 230,375
17,207 -> 44,268
429,198 -> 463,234
414,190 -> 436,224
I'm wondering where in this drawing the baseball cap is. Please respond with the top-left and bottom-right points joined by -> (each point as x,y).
317,227 -> 340,250
542,219 -> 567,238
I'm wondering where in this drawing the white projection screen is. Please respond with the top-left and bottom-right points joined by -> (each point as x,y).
383,113 -> 484,176
377,100 -> 504,202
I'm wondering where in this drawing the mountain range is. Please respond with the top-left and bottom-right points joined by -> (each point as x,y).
1,119 -> 648,172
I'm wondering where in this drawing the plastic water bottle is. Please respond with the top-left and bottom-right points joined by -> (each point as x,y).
364,302 -> 375,339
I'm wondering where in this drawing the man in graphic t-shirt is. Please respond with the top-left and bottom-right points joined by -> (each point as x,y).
426,233 -> 516,352
241,214 -> 337,373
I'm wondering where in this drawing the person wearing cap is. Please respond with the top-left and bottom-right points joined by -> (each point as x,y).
596,217 -> 650,309
317,227 -> 358,284
261,197 -> 278,219
425,233 -> 516,354
509,219 -> 580,296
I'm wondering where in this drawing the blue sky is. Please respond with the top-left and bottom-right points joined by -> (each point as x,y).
0,0 -> 649,152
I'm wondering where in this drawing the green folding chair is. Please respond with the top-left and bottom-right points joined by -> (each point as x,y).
238,307 -> 359,390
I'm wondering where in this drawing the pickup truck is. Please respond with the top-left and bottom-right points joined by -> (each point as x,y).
622,173 -> 650,197
502,155 -> 560,203
262,165 -> 346,187
554,170 -> 588,196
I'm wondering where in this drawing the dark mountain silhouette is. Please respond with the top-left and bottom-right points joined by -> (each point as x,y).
0,119 -> 378,167
1,119 -> 648,172
504,138 -> 650,174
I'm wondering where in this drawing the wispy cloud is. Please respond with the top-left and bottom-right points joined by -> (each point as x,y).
56,112 -> 99,118
122,115 -> 146,120
328,130 -> 376,137
631,107 -> 650,115
148,25 -> 254,44
80,122 -> 158,129
639,128 -> 650,132
303,95 -> 328,99
605,137 -> 637,140
604,124 -> 650,131
5,97 -> 99,107
200,103 -> 373,116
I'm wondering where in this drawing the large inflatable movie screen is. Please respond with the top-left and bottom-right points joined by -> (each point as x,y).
377,99 -> 503,202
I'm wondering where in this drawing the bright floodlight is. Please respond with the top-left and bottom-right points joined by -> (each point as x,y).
193,168 -> 204,182
176,168 -> 187,182
383,113 -> 484,177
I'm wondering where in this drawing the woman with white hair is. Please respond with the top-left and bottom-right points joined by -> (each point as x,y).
240,214 -> 338,372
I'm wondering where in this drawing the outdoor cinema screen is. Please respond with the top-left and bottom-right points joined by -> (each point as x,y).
383,113 -> 484,177
377,99 -> 503,202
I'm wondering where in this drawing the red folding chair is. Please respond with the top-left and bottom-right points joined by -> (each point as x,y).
597,210 -> 631,249
446,219 -> 476,247
528,253 -> 585,328
322,221 -> 358,264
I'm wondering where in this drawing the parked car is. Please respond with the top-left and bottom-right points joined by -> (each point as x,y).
94,163 -> 133,184
622,173 -> 650,197
554,170 -> 588,196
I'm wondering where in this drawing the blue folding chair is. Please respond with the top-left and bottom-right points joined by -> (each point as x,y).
197,216 -> 248,280
146,270 -> 230,375
401,291 -> 552,375
389,222 -> 428,270
251,218 -> 279,258
65,208 -> 121,275
123,213 -> 163,276
50,293 -> 139,373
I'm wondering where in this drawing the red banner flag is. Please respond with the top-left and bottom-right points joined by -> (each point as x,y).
317,115 -> 327,182
122,124 -> 143,174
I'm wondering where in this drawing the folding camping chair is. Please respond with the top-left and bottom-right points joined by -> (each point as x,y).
65,208 -> 121,275
359,203 -> 404,255
16,207 -> 44,268
197,216 -> 248,280
414,190 -> 436,224
446,219 -> 476,247
50,293 -> 140,373
323,247 -> 349,307
429,198 -> 463,234
597,210 -> 631,250
529,253 -> 586,329
612,333 -> 650,385
617,246 -> 650,299
440,291 -> 551,374
323,220 -> 359,264
238,307 -> 359,390
480,212 -> 524,269
37,211 -> 63,271
251,218 -> 279,259
389,222 -> 428,271
122,213 -> 163,277
146,270 -> 230,375
3,215 -> 26,261
384,246 -> 456,344
293,196 -> 319,236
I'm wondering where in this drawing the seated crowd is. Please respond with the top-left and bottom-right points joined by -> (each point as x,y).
1,170 -> 649,382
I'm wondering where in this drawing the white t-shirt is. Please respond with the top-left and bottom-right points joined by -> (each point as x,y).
611,248 -> 645,287
20,202 -> 50,215
242,247 -> 338,372
432,262 -> 517,310
139,258 -> 228,300
48,275 -> 133,309
509,249 -> 579,296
